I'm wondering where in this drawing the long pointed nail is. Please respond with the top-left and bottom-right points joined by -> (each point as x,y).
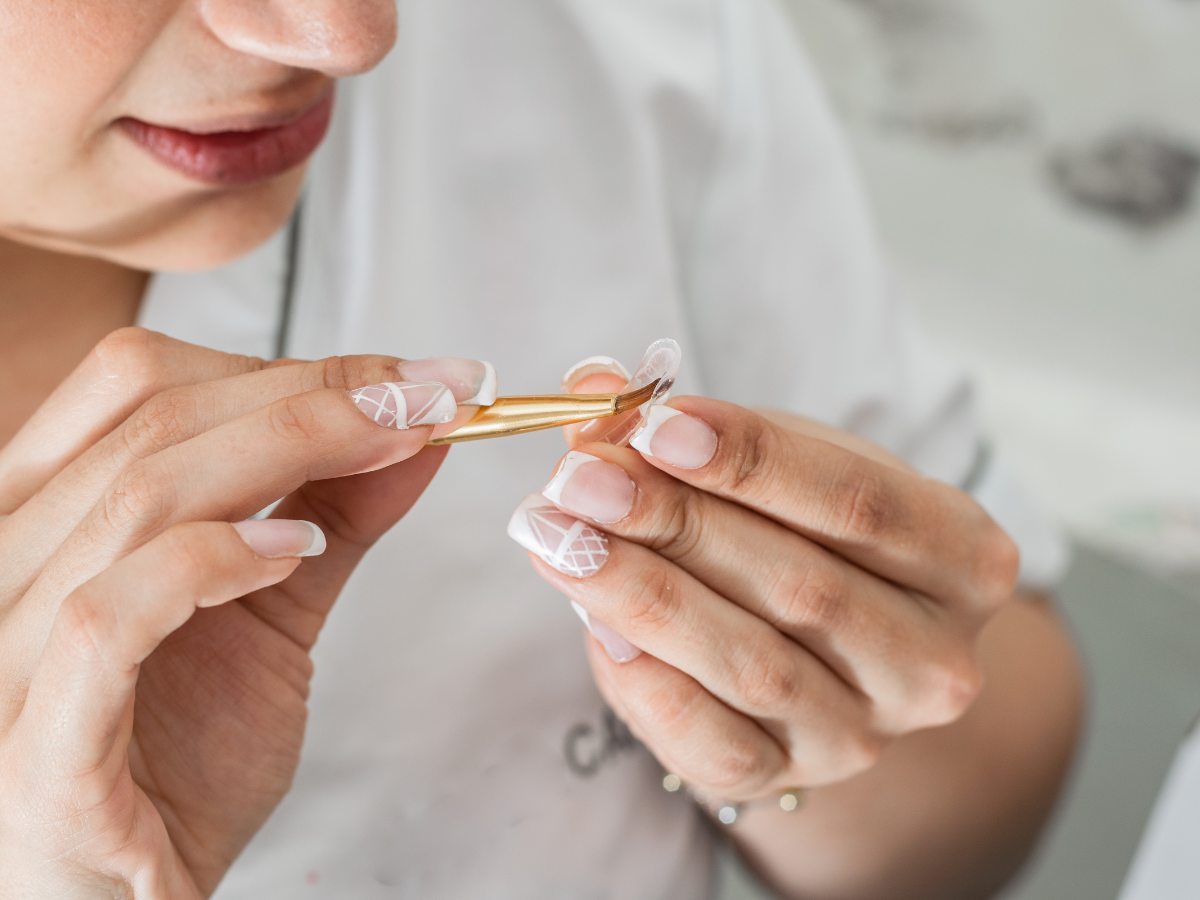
394,358 -> 497,405
350,381 -> 457,429
630,406 -> 717,470
570,601 -> 642,663
507,493 -> 610,578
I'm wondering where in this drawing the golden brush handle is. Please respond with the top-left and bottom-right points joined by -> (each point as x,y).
427,394 -> 619,445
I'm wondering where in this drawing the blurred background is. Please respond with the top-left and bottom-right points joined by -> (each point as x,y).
720,0 -> 1200,897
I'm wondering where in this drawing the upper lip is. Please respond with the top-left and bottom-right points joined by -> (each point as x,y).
127,83 -> 334,135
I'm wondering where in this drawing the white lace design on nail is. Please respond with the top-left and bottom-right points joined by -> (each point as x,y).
350,382 -> 446,429
526,504 -> 609,578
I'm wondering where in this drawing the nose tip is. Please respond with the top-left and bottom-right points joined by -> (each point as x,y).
201,0 -> 398,77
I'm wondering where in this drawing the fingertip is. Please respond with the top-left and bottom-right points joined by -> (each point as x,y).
233,519 -> 326,559
297,521 -> 327,557
562,373 -> 630,446
561,356 -> 631,393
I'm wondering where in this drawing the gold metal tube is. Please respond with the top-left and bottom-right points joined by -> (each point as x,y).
427,393 -> 619,445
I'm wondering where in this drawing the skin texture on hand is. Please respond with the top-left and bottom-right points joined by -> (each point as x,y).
0,331 -> 478,898
518,371 -> 1084,899
730,591 -> 1083,900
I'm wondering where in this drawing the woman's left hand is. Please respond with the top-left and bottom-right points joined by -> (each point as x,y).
509,393 -> 1019,802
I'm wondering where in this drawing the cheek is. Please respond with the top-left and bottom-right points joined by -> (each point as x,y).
0,2 -> 173,227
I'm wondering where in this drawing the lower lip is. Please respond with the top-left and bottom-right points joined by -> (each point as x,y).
118,90 -> 334,187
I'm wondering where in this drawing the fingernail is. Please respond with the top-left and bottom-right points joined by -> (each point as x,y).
507,493 -> 610,578
570,601 -> 642,663
233,519 -> 326,558
561,356 -> 632,393
575,339 -> 682,447
395,358 -> 497,405
630,406 -> 717,470
349,381 -> 457,428
542,451 -> 635,524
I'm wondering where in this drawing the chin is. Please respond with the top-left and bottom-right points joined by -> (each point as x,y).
110,168 -> 307,272
9,166 -> 306,274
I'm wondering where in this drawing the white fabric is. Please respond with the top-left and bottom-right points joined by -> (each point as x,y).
140,0 -> 1064,895
1118,722 -> 1200,900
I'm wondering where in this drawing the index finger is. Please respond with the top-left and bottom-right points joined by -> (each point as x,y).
0,328 -> 271,513
624,397 -> 1018,612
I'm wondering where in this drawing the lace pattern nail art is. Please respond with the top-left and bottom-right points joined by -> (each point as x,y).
507,494 -> 610,578
350,381 -> 456,429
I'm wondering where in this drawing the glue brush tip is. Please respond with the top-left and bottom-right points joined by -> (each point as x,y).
614,379 -> 662,413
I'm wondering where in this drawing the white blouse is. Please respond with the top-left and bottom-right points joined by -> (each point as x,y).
140,0 -> 1064,895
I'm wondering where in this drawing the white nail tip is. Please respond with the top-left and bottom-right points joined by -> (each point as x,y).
629,405 -> 684,454
462,361 -> 498,406
506,493 -> 609,579
541,451 -> 603,506
570,600 -> 591,628
298,521 -> 327,557
561,356 -> 632,392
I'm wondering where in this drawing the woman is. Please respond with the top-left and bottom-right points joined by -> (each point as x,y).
0,1 -> 1083,898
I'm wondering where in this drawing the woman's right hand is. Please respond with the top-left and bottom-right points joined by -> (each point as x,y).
0,328 -> 492,899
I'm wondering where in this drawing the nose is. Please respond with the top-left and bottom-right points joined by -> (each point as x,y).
199,0 -> 398,77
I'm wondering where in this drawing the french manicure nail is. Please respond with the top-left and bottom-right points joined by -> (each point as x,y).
507,493 -> 610,578
542,451 -> 635,524
350,381 -> 457,428
233,519 -> 326,558
629,406 -> 717,470
575,338 -> 682,446
395,358 -> 497,405
561,356 -> 632,393
570,601 -> 642,663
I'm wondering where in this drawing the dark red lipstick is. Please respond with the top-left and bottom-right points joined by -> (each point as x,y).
118,88 -> 334,187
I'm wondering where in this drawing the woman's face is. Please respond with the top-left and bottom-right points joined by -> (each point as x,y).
0,0 -> 397,271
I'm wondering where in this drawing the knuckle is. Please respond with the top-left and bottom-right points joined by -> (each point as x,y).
54,592 -> 112,667
734,651 -> 801,713
925,653 -> 984,723
620,567 -> 687,638
268,393 -> 328,446
121,389 -> 201,459
972,520 -> 1021,608
155,525 -> 218,584
773,565 -> 847,638
646,489 -> 704,559
839,728 -> 886,777
305,355 -> 398,392
309,355 -> 356,391
824,462 -> 894,545
92,327 -> 172,394
101,462 -> 173,537
636,677 -> 706,738
704,738 -> 772,793
716,422 -> 778,501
